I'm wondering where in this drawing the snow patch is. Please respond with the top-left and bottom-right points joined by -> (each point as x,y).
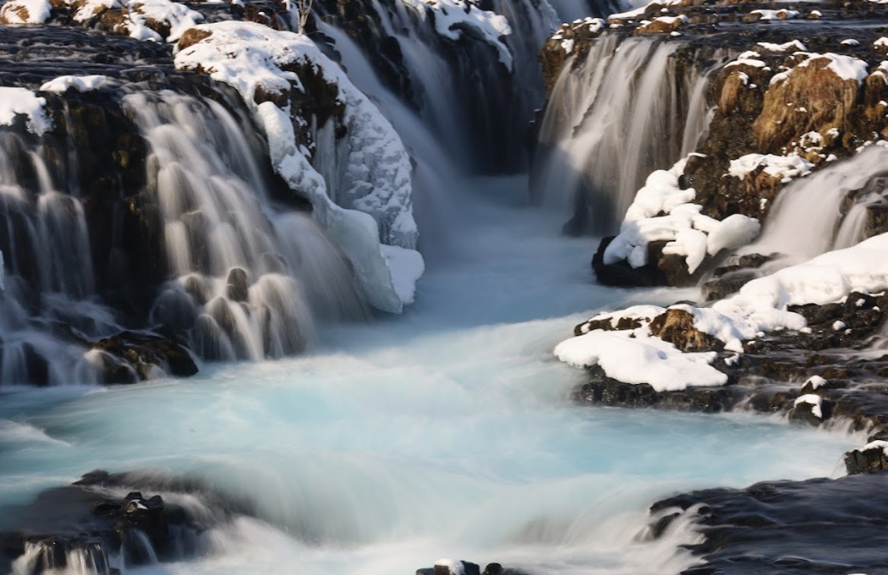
728,153 -> 814,183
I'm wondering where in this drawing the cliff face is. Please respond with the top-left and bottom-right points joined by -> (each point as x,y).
533,0 -> 888,287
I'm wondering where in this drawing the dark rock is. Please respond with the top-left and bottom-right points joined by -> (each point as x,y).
591,236 -> 667,287
92,331 -> 198,382
845,444 -> 888,475
226,267 -> 249,302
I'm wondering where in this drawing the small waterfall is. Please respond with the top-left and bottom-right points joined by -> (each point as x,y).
0,130 -> 120,385
128,92 -> 367,362
532,37 -> 725,234
744,145 -> 888,267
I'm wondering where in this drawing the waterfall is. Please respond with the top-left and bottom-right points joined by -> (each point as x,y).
532,37 -> 724,234
127,91 -> 367,362
743,145 -> 888,269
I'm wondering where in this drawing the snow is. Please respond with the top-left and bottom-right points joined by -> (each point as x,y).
400,0 -> 513,70
0,87 -> 52,136
39,75 -> 111,94
728,153 -> 814,183
793,394 -> 823,419
776,52 -> 870,85
554,329 -> 727,391
726,51 -> 766,69
602,156 -> 761,273
757,40 -> 807,53
750,9 -> 799,20
606,0 -> 681,21
876,37 -> 888,50
175,22 -> 422,313
576,305 -> 666,333
804,375 -> 827,390
841,39 -> 860,47
706,214 -> 762,257
862,440 -> 888,456
832,320 -> 846,331
0,0 -> 51,23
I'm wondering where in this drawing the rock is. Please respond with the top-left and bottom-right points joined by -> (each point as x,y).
649,308 -> 724,352
846,444 -> 888,475
226,268 -> 249,302
591,237 -> 668,287
92,331 -> 198,382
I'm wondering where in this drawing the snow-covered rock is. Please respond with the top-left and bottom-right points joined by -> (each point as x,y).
39,75 -> 111,94
401,0 -> 513,70
175,22 -> 422,313
561,233 -> 888,388
793,394 -> 823,419
0,87 -> 52,136
603,156 -> 761,274
0,0 -> 51,23
554,329 -> 727,391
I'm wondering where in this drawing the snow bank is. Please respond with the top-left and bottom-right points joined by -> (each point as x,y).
39,75 -> 110,93
554,329 -> 727,391
401,0 -> 513,70
0,87 -> 52,136
0,0 -> 51,23
603,157 -> 761,273
175,22 -> 422,313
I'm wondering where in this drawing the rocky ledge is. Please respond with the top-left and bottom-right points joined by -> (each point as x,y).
0,469 -> 247,575
538,0 -> 888,287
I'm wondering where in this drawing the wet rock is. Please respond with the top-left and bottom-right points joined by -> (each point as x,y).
92,331 -> 198,381
226,267 -> 249,302
845,443 -> 888,475
591,236 -> 668,287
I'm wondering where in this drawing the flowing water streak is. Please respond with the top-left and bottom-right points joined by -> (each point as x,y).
532,37 -> 724,233
743,145 -> 888,269
127,91 -> 367,363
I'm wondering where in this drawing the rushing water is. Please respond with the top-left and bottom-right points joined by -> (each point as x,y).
0,174 -> 861,575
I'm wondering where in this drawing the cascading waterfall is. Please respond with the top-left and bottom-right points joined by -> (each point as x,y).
129,92 -> 367,362
742,145 -> 888,269
0,131 -> 121,385
532,37 -> 725,234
